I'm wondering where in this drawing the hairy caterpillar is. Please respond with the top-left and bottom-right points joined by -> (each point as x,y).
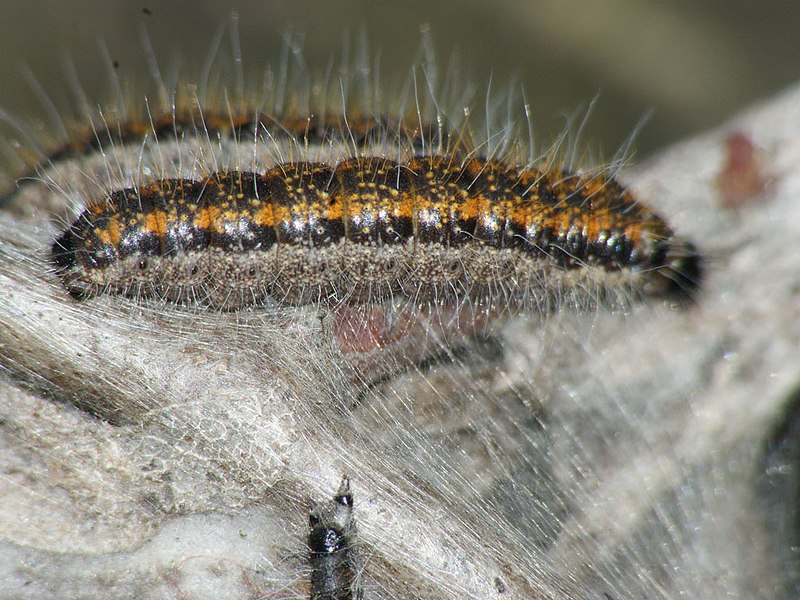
48,108 -> 700,312
308,478 -> 362,600
50,137 -> 700,312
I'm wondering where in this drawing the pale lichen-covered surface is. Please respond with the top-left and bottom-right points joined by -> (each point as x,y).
1,78 -> 800,599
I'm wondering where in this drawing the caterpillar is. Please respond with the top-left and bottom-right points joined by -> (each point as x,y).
308,478 -> 362,600
49,113 -> 701,311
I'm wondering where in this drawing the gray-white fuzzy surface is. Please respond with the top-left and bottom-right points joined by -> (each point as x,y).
1,81 -> 799,599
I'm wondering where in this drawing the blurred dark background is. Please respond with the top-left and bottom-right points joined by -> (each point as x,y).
1,0 -> 799,159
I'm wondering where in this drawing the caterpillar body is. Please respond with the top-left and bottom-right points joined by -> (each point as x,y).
50,114 -> 701,311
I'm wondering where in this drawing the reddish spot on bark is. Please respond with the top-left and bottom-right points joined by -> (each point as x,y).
716,131 -> 769,209
332,302 -> 500,382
